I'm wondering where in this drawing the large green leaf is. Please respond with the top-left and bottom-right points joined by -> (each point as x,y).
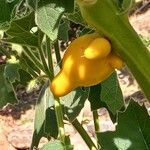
62,87 -> 89,122
98,101 -> 150,150
35,0 -> 65,41
2,12 -> 38,47
28,0 -> 74,41
88,72 -> 124,114
31,81 -> 58,149
101,72 -> 124,115
0,65 -> 17,108
0,0 -> 19,29
32,83 -> 86,148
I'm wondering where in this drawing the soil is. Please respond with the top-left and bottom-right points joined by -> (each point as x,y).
0,3 -> 150,150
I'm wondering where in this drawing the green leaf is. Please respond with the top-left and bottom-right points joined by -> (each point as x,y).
117,0 -> 134,13
4,56 -> 20,82
62,87 -> 89,122
88,83 -> 102,111
98,101 -> 150,150
88,73 -> 124,122
41,140 -> 64,150
58,19 -> 70,41
88,83 -> 116,122
0,65 -> 17,108
35,0 -> 65,41
3,12 -> 38,47
62,0 -> 74,13
64,136 -> 74,150
67,5 -> 86,26
41,138 -> 73,150
88,72 -> 124,114
101,72 -> 124,115
0,0 -> 19,29
28,0 -> 74,13
31,81 -> 58,149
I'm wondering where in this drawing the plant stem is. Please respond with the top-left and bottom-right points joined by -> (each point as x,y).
54,40 -> 62,68
72,119 -> 98,150
23,46 -> 46,74
46,35 -> 54,80
48,40 -> 65,143
93,110 -> 100,132
54,96 -> 65,143
93,110 -> 101,149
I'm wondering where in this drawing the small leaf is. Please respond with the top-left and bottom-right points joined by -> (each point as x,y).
4,56 -> 20,82
3,12 -> 38,47
41,140 -> 64,150
101,72 -> 124,115
62,87 -> 89,122
41,138 -> 73,150
35,0 -> 65,41
98,100 -> 150,150
0,65 -> 17,108
31,81 -> 58,149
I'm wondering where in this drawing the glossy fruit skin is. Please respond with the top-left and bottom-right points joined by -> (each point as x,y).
50,33 -> 123,97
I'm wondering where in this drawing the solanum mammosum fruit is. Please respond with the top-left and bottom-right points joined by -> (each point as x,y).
50,33 -> 123,97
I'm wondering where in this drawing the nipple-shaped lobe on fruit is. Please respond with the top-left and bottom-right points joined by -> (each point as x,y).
50,72 -> 75,97
109,53 -> 124,69
84,38 -> 111,59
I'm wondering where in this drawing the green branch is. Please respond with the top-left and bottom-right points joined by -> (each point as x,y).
46,35 -> 54,80
72,119 -> 98,150
93,110 -> 100,132
54,40 -> 62,68
47,39 -> 65,143
54,96 -> 65,143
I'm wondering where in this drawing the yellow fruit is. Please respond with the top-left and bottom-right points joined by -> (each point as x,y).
50,33 -> 123,97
